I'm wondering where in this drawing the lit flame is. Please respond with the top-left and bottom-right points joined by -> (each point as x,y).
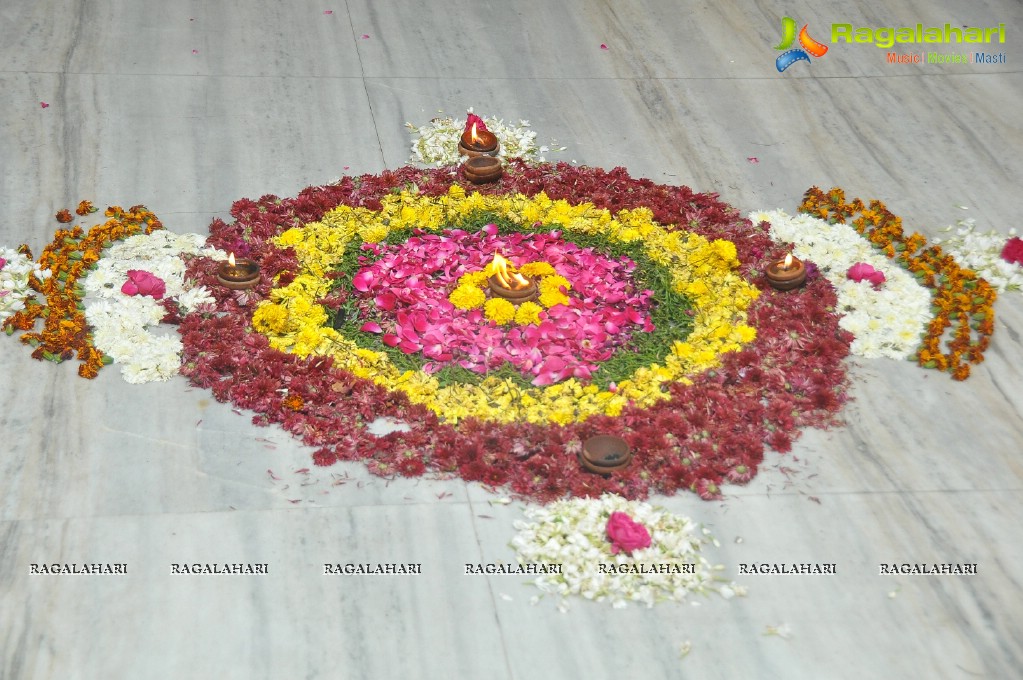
228,252 -> 237,267
782,253 -> 794,270
470,122 -> 480,146
489,253 -> 531,290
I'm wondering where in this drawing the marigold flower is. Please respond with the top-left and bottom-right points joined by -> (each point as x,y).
55,209 -> 73,223
75,200 -> 96,216
484,298 -> 516,325
448,284 -> 486,310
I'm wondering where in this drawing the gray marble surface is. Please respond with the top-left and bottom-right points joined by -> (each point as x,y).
2,1 -> 1022,678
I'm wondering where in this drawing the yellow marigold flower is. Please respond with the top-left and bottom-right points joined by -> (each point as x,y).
519,261 -> 556,277
449,284 -> 486,310
252,303 -> 290,334
538,290 -> 570,308
484,298 -> 516,325
448,185 -> 466,200
457,271 -> 490,287
539,274 -> 571,294
514,301 -> 543,325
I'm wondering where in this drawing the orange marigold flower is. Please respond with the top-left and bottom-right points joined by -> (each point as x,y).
55,209 -> 73,223
283,394 -> 305,411
75,200 -> 96,216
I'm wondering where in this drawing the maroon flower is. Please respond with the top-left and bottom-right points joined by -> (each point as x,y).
1001,236 -> 1023,265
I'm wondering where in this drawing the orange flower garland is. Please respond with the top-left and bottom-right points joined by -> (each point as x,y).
4,204 -> 164,378
800,187 -> 996,380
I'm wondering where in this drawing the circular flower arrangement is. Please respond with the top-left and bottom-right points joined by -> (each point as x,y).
176,161 -> 854,502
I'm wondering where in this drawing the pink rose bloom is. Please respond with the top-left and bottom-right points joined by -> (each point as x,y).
1001,236 -> 1023,265
606,511 -> 652,554
121,270 -> 166,299
0,257 -> 7,270
847,262 -> 886,288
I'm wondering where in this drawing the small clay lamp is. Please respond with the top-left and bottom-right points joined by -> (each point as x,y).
766,253 -> 806,291
458,122 -> 500,158
462,156 -> 503,184
217,252 -> 261,290
579,435 -> 632,474
487,253 -> 537,304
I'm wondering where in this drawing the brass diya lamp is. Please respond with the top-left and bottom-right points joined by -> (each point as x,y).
217,252 -> 261,290
458,122 -> 500,158
487,253 -> 537,304
461,156 -> 503,184
765,253 -> 806,291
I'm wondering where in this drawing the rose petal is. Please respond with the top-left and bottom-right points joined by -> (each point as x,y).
360,322 -> 383,333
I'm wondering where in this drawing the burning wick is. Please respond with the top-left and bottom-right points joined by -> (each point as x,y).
489,253 -> 531,290
470,122 -> 482,149
765,253 -> 805,291
217,251 -> 260,289
486,252 -> 538,304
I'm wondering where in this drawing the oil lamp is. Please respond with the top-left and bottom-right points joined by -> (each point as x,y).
458,122 -> 500,158
766,253 -> 806,291
486,253 -> 537,304
217,252 -> 261,290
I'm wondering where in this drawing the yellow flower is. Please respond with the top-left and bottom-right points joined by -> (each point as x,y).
457,270 -> 490,287
514,301 -> 544,325
539,275 -> 571,294
449,284 -> 486,310
358,223 -> 390,243
484,298 -> 516,325
277,228 -> 305,247
538,290 -> 570,308
252,302 -> 290,334
519,261 -> 556,277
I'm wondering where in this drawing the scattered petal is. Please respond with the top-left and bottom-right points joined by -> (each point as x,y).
192,49 -> 198,54
324,9 -> 333,14
747,157 -> 759,164
40,102 -> 49,108
360,322 -> 383,333
361,34 -> 370,39
600,43 -> 609,50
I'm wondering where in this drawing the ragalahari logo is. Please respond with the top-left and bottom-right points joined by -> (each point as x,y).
775,17 -> 829,71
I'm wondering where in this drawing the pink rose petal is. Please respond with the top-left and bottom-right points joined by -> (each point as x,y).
747,157 -> 759,164
352,270 -> 374,292
324,9 -> 333,14
40,102 -> 49,108
600,43 -> 609,50
361,34 -> 370,39
360,322 -> 383,333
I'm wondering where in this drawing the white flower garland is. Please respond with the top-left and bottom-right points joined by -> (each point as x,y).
82,231 -> 224,383
405,108 -> 564,166
0,247 -> 51,324
932,218 -> 1022,293
750,209 -> 933,360
511,494 -> 742,610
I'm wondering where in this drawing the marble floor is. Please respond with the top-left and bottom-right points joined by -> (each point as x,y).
2,1 -> 1022,678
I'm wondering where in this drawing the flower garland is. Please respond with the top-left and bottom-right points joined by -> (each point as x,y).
3,204 -> 163,378
405,109 -> 563,166
81,231 -> 223,383
175,162 -> 853,501
511,494 -> 742,610
800,187 -> 995,380
252,188 -> 760,425
749,209 -> 932,360
1,247 -> 51,324
932,218 -> 1023,293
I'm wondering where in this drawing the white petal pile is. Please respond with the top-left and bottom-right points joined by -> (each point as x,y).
0,247 -> 51,323
932,218 -> 1023,293
749,209 -> 933,360
406,108 -> 564,167
511,494 -> 742,610
82,231 -> 224,383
